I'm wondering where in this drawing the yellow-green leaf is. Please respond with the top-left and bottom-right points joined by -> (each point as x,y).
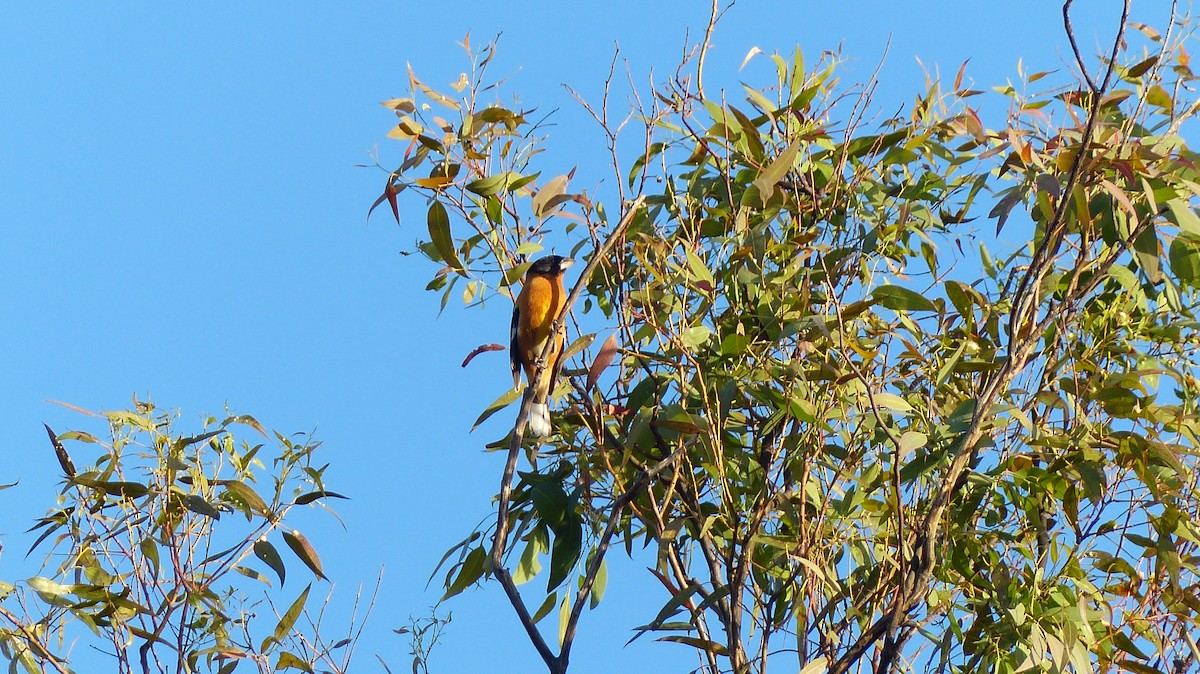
472,386 -> 522,431
223,480 -> 271,517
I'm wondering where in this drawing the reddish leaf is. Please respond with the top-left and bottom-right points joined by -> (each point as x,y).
461,343 -> 506,368
954,59 -> 970,91
386,183 -> 399,223
367,183 -> 403,224
586,333 -> 619,391
283,530 -> 326,581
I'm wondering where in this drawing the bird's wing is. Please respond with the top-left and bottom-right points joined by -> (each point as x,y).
510,298 -> 522,387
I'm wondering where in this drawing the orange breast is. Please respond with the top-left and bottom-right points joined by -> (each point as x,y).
518,273 -> 566,381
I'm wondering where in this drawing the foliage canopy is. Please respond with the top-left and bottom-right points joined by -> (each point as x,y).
378,3 -> 1200,673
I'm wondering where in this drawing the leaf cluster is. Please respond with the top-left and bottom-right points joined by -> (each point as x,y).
0,400 -> 354,674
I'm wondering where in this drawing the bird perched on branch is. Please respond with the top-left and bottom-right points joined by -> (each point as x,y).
511,255 -> 574,437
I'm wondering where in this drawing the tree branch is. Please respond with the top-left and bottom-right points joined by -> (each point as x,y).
488,196 -> 647,673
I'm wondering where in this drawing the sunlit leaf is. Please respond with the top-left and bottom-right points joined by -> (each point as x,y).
753,140 -> 801,201
274,651 -> 315,673
472,386 -> 522,431
465,172 -> 522,196
872,284 -> 936,312
222,480 -> 271,517
589,556 -> 607,609
656,635 -> 729,655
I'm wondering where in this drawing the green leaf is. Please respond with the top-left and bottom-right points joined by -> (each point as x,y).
485,195 -> 503,225
227,413 -> 269,437
531,592 -> 558,624
681,325 -> 712,348
427,200 -> 464,275
283,530 -> 326,580
800,658 -> 829,674
629,582 -> 704,645
1145,84 -> 1174,113
472,386 -> 522,431
1115,659 -> 1167,674
547,521 -> 582,593
16,648 -> 39,674
656,635 -> 730,655
944,280 -> 981,318
872,392 -> 913,413
1133,224 -> 1162,282
74,478 -> 149,499
274,651 -> 315,673
897,431 -> 927,460
530,478 -> 571,529
26,576 -> 73,597
872,284 -> 936,312
465,172 -> 521,196
444,546 -> 487,599
589,556 -> 607,609
272,585 -> 311,648
532,175 -> 570,218
515,241 -> 544,256
181,494 -> 221,520
513,530 -> 545,586
255,539 -> 287,587
223,480 -> 271,517
558,589 -> 572,647
1096,386 -> 1139,417
1168,198 -> 1200,235
427,531 -> 481,587
234,565 -> 272,586
292,490 -> 349,505
1111,629 -> 1152,659
1169,234 -> 1200,288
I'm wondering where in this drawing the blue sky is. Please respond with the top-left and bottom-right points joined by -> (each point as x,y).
0,1 -> 1163,671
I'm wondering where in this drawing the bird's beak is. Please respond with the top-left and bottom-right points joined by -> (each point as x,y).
560,258 -> 576,269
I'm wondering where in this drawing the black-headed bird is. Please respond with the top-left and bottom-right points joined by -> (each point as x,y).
511,255 -> 574,437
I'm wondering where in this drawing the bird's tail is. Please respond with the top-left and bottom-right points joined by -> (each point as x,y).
527,402 -> 552,437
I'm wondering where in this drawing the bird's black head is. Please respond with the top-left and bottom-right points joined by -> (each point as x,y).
528,255 -> 575,276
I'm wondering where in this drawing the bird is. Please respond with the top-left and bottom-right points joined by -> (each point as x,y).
511,255 -> 574,437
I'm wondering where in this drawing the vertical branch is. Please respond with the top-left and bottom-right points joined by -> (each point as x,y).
488,197 -> 645,673
695,0 -> 722,97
